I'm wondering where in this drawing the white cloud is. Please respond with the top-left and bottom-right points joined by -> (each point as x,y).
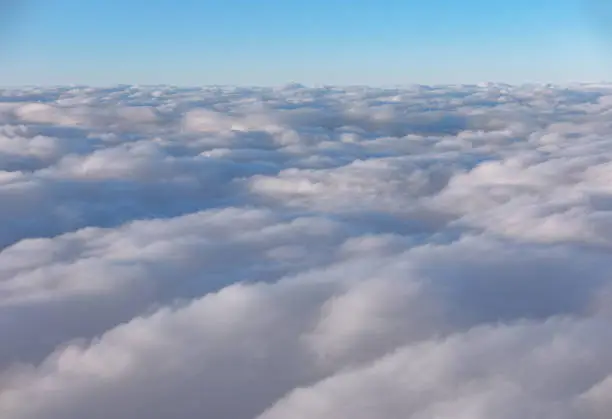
2,83 -> 612,418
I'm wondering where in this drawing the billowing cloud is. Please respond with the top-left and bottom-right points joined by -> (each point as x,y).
2,83 -> 612,418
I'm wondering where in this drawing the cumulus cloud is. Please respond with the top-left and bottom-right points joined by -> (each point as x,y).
2,83 -> 612,418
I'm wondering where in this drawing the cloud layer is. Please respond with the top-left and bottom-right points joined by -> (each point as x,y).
2,83 -> 612,418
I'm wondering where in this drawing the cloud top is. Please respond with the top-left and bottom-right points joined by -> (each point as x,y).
1,83 -> 612,418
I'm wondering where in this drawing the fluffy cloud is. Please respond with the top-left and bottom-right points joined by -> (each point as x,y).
2,83 -> 612,418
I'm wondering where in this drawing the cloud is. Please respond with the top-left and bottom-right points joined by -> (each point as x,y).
2,83 -> 612,418
258,314 -> 612,419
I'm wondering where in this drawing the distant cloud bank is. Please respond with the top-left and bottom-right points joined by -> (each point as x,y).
2,83 -> 612,418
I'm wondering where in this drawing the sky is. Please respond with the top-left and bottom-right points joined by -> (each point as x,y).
1,0 -> 612,86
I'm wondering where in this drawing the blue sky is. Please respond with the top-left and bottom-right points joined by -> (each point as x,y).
0,0 -> 610,86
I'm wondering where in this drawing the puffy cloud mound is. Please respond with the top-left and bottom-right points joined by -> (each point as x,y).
2,83 -> 612,418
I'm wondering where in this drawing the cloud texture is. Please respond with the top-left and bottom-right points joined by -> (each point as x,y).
2,83 -> 612,418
